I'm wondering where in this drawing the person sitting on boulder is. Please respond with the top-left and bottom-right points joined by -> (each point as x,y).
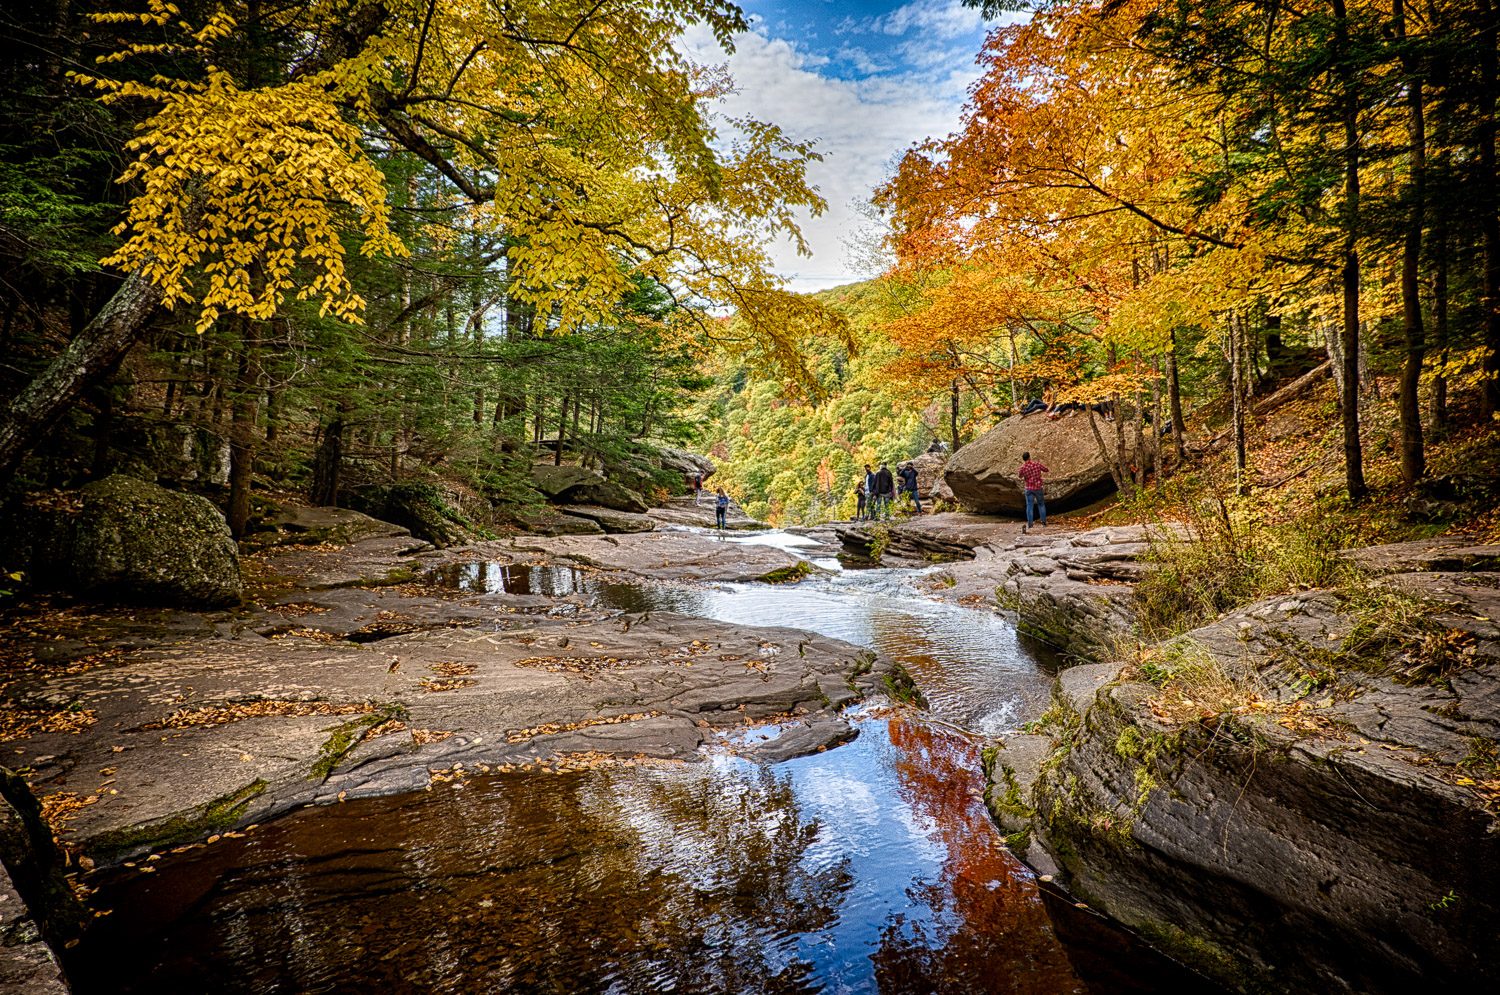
1018,451 -> 1048,532
1019,396 -> 1047,416
714,487 -> 730,530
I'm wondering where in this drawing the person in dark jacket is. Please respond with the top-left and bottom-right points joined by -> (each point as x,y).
855,481 -> 868,521
714,487 -> 729,530
874,462 -> 895,520
899,463 -> 922,514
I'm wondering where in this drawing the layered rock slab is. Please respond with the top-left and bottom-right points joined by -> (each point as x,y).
0,522 -> 884,866
990,542 -> 1500,992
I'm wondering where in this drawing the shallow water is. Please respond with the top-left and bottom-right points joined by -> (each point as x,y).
71,532 -> 1214,994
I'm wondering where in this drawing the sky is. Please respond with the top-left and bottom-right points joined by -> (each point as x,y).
678,1 -> 1021,294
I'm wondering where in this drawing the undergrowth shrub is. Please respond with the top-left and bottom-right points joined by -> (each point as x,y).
1135,472 -> 1356,640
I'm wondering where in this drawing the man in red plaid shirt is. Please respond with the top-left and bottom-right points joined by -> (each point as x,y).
1018,451 -> 1048,532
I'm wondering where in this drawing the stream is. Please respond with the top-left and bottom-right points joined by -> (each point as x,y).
68,531 -> 1215,994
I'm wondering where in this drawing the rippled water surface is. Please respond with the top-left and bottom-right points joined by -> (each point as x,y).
72,531 -> 1214,994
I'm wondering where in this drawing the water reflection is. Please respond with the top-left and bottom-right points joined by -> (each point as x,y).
428,561 -> 595,597
74,760 -> 852,993
588,574 -> 1052,737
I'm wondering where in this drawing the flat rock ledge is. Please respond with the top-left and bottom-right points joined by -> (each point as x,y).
987,541 -> 1500,993
914,524 -> 1163,660
835,512 -> 1024,564
0,524 -> 888,878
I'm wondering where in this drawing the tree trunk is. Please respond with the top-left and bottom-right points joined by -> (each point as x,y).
1481,0 -> 1500,419
310,412 -> 345,506
1396,0 -> 1426,483
1432,192 -> 1450,432
1231,312 -> 1249,497
950,379 -> 960,451
1331,0 -> 1367,501
554,395 -> 567,466
1151,361 -> 1164,491
1112,390 -> 1129,496
0,271 -> 162,478
1167,326 -> 1187,457
227,331 -> 260,538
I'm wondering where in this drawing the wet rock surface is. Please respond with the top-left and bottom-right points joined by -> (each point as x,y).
0,772 -> 75,995
986,539 -> 1500,993
0,520 -> 885,868
0,861 -> 67,995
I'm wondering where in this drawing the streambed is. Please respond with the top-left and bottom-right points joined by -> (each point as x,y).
68,531 -> 1213,994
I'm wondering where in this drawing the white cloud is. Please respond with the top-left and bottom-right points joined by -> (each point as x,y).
679,23 -> 984,292
873,0 -> 986,40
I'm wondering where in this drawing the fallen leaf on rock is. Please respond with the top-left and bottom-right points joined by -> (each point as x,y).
0,708 -> 98,743
419,677 -> 477,693
144,699 -> 371,730
429,661 -> 477,677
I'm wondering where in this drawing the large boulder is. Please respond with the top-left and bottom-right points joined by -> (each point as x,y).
59,476 -> 241,607
905,452 -> 948,497
557,504 -> 656,534
253,505 -> 409,547
944,414 -> 1114,513
531,464 -> 604,498
656,446 -> 716,481
562,479 -> 650,514
516,508 -> 605,537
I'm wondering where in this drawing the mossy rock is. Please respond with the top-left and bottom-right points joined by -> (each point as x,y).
61,475 -> 241,607
346,483 -> 479,548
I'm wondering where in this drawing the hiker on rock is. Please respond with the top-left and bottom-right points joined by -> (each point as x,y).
855,480 -> 868,521
899,462 -> 922,514
714,487 -> 729,530
1018,451 -> 1048,532
874,462 -> 895,520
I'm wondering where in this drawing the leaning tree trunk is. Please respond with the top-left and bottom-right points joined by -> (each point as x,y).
0,271 -> 162,478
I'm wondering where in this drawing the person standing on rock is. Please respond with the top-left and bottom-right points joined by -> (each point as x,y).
874,462 -> 895,520
855,480 -> 868,521
1018,452 -> 1048,532
714,487 -> 729,530
899,462 -> 922,514
692,472 -> 704,505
